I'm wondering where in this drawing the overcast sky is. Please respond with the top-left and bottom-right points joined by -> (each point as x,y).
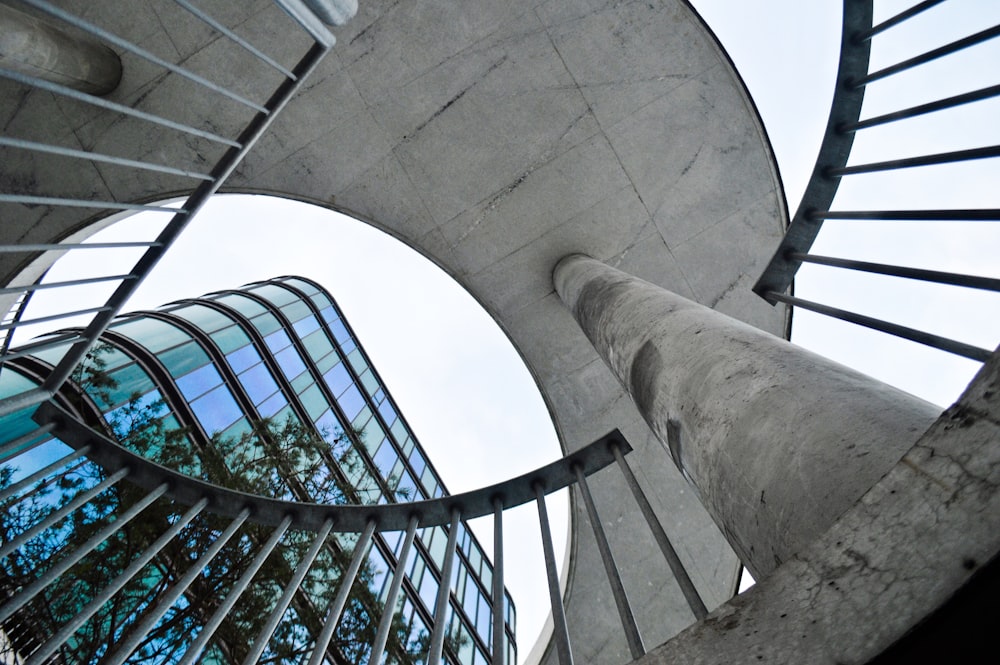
12,0 -> 1000,660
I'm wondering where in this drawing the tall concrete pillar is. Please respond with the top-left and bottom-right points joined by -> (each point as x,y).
553,253 -> 939,580
0,4 -> 122,95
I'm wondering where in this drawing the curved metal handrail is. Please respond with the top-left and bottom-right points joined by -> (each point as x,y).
35,400 -> 629,532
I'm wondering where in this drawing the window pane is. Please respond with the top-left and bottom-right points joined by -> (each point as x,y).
298,384 -> 328,421
346,348 -> 367,374
250,312 -> 281,336
250,283 -> 299,307
328,318 -> 350,344
176,363 -> 223,401
239,363 -> 280,405
213,293 -> 269,318
282,277 -> 320,296
103,363 -> 158,408
113,317 -> 190,353
275,346 -> 307,381
336,385 -> 365,421
225,344 -> 259,374
211,324 -> 252,354
282,299 -> 312,324
258,391 -> 286,418
323,362 -> 352,396
158,342 -> 210,378
171,304 -> 233,333
302,328 -> 333,362
190,385 -> 242,434
264,329 -> 292,354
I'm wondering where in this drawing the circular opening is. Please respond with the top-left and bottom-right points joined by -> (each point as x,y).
16,193 -> 568,663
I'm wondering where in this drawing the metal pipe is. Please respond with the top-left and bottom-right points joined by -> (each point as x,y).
0,136 -> 214,180
843,84 -> 1000,132
40,41 -> 333,398
860,0 -> 946,39
0,467 -> 128,559
0,305 -> 111,331
491,498 -> 505,665
0,445 -> 90,504
767,292 -> 992,362
0,273 -> 136,296
178,515 -> 293,665
857,24 -> 1000,86
428,508 -> 461,665
0,423 -> 56,460
0,386 -> 53,418
829,145 -> 1000,176
0,68 -> 241,146
814,208 -> 1000,221
0,241 -> 162,252
104,509 -> 251,665
610,443 -> 708,619
789,253 -> 1000,291
306,519 -> 377,665
273,0 -> 337,46
21,0 -> 268,112
242,517 -> 335,665
0,483 -> 168,624
0,194 -> 187,213
573,464 -> 645,658
172,0 -> 296,78
24,498 -> 209,665
535,482 -> 574,665
370,514 -> 419,665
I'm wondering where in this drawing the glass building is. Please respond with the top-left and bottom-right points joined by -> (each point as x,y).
0,276 -> 515,665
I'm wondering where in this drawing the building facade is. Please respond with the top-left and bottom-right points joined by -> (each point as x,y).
0,276 -> 514,665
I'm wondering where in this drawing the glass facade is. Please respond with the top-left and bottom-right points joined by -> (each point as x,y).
0,276 -> 515,665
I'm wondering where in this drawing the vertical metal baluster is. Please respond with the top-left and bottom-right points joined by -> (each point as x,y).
0,467 -> 128,559
428,508 -> 461,665
0,483 -> 168,624
306,519 -> 377,665
25,498 -> 209,665
177,515 -> 294,665
491,497 -> 505,665
370,515 -> 419,665
611,442 -> 708,619
242,518 -> 334,665
0,445 -> 90,504
105,508 -> 251,665
573,465 -> 645,658
535,482 -> 574,665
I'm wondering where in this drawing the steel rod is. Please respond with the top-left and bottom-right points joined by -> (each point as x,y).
0,274 -> 136,296
23,498 -> 209,665
0,69 -> 241,146
370,515 -> 419,665
535,482 -> 574,665
0,137 -> 214,180
573,465 -> 645,658
22,0 -> 268,112
0,194 -> 187,213
0,467 -> 128,559
306,519 -> 377,665
428,508 -> 462,665
172,0 -> 297,79
0,483 -> 168,624
0,306 -> 111,332
830,145 -> 1000,176
178,515 -> 294,665
40,41 -> 333,398
0,423 -> 56,460
491,498 -> 505,665
0,241 -> 162,252
242,517 -> 335,665
0,445 -> 90,504
0,386 -> 53,418
767,292 -> 992,362
860,0 -> 946,39
611,443 -> 708,619
273,0 -> 337,46
844,84 -> 1000,131
857,24 -> 1000,86
105,509 -> 251,665
789,252 -> 1000,291
814,208 -> 1000,221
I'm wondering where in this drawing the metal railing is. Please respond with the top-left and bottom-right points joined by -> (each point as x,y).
754,0 -> 1000,364
0,402 -> 707,665
0,0 -> 344,418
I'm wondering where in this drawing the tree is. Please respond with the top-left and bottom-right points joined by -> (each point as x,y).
0,345 -> 434,665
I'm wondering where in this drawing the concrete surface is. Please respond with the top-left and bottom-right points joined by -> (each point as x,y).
0,1 -> 790,663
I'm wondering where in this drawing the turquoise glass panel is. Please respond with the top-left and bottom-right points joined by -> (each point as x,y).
213,293 -> 268,318
112,317 -> 191,353
170,304 -> 233,333
210,324 -> 252,354
158,342 -> 210,378
249,283 -> 299,307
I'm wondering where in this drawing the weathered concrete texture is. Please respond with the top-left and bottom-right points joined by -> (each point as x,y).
634,345 -> 1000,664
0,1 -> 789,662
553,254 -> 940,580
0,4 -> 122,95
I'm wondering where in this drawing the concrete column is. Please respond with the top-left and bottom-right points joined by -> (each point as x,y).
0,4 -> 122,95
553,253 -> 940,580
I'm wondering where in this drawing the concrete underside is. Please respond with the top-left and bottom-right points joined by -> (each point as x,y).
0,1 -> 791,662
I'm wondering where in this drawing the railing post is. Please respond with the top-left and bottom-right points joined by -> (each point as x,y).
573,464 -> 645,658
306,519 -> 377,665
491,497 -> 505,665
428,508 -> 461,665
534,482 -> 574,665
370,514 -> 419,665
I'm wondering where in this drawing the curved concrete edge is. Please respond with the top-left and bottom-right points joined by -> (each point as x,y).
634,345 -> 1000,664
